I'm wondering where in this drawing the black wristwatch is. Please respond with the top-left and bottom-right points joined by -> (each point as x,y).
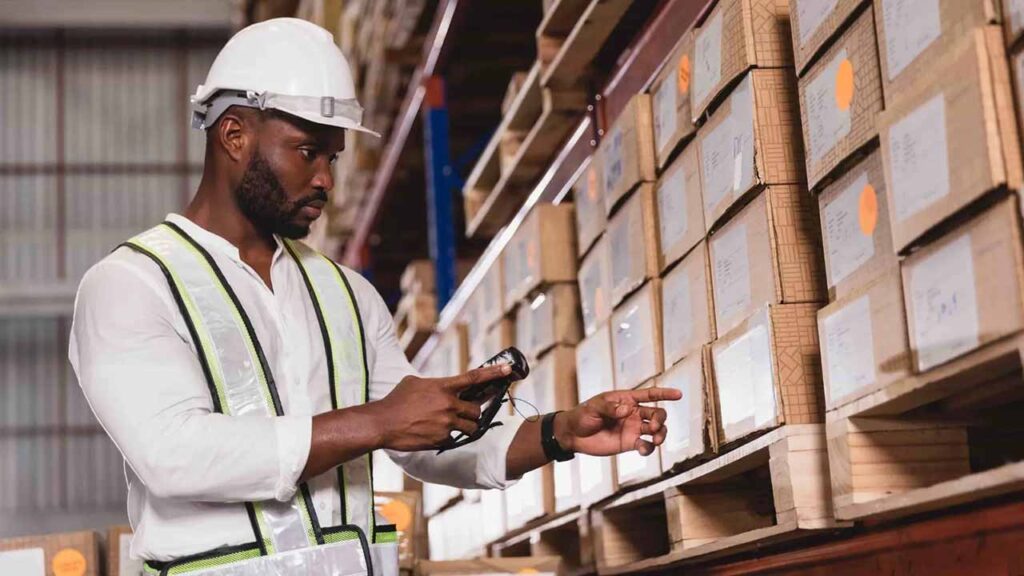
541,411 -> 575,462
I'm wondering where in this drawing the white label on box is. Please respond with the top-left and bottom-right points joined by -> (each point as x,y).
0,548 -> 45,576
613,297 -> 656,386
889,93 -> 949,222
657,165 -> 688,254
881,0 -> 941,81
603,124 -> 625,195
714,320 -> 776,432
701,77 -> 755,216
120,533 -> 144,576
610,200 -> 641,298
711,222 -> 751,329
617,447 -> 654,479
662,367 -> 693,454
654,73 -> 679,153
910,234 -> 980,371
824,172 -> 876,286
580,254 -> 603,332
577,333 -> 613,399
806,49 -> 852,164
796,0 -> 839,46
554,459 -> 575,499
578,454 -> 605,494
663,264 -> 694,356
823,294 -> 877,403
693,9 -> 723,111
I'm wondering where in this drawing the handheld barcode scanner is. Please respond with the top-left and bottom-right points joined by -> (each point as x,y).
436,347 -> 530,454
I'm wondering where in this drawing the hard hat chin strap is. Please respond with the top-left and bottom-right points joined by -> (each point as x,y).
191,90 -> 364,131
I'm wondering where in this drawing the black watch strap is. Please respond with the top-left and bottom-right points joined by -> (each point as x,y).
541,411 -> 575,462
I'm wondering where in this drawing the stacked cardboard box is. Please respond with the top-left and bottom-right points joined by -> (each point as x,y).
375,491 -> 427,572
0,531 -> 100,576
395,260 -> 439,359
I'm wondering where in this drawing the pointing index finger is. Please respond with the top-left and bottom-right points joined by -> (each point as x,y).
443,364 -> 512,392
624,387 -> 682,404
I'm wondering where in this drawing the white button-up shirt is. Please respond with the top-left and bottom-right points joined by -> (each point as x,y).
68,214 -> 522,562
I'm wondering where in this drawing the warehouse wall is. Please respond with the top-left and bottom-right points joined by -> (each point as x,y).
0,29 -> 226,537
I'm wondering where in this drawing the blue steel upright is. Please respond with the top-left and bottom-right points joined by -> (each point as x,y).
423,75 -> 457,310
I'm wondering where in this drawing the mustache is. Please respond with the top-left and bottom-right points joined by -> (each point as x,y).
291,189 -> 328,209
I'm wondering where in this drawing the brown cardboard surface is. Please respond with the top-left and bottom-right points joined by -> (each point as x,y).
106,525 -> 135,576
502,203 -> 578,310
611,280 -> 664,391
615,380 -> 665,486
711,303 -> 824,445
690,0 -> 794,120
790,0 -> 870,75
698,69 -> 805,231
659,347 -> 715,469
798,6 -> 884,191
470,316 -> 515,368
575,324 -> 620,503
1012,48 -> 1024,154
608,184 -> 661,308
416,557 -> 560,575
880,26 -> 1022,253
574,158 -> 607,258
901,194 -> 1024,372
817,269 -> 911,411
600,94 -> 657,215
513,345 -> 578,415
651,30 -> 697,169
817,149 -> 897,301
873,0 -> 1000,100
1004,0 -> 1024,46
514,284 -> 582,359
578,233 -> 612,337
0,531 -> 100,576
709,185 -> 826,337
375,491 -> 424,570
656,143 -> 705,272
661,241 -> 716,368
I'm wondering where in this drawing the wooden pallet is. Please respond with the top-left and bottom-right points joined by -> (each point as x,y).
464,69 -> 586,238
488,508 -> 596,576
826,332 -> 1024,524
541,0 -> 636,90
590,425 -> 848,574
536,0 -> 590,70
395,291 -> 437,358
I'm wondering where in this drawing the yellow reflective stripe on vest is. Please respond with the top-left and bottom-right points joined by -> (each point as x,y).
283,240 -> 375,539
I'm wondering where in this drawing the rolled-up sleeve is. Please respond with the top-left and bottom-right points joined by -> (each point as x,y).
352,273 -> 522,490
69,255 -> 312,503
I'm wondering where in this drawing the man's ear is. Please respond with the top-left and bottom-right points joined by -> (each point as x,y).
215,109 -> 255,164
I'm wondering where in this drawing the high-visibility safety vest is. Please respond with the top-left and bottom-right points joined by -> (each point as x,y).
121,221 -> 398,576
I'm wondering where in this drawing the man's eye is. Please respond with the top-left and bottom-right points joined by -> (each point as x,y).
328,153 -> 339,165
300,149 -> 316,161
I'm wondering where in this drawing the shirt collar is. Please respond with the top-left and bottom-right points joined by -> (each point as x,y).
164,213 -> 286,264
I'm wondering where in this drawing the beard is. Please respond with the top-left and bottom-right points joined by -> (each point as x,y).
234,149 -> 326,239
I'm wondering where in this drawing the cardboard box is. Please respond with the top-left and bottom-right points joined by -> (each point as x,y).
423,324 -> 469,378
874,0 -> 1000,100
711,304 -> 824,444
0,531 -> 100,576
790,0 -> 870,74
608,184 -> 660,308
401,259 -> 435,295
422,481 -> 461,517
478,258 -> 505,329
515,284 -> 582,359
880,26 -> 1022,253
1014,49 -> 1024,148
599,93 -> 657,215
106,525 -> 142,576
469,316 -> 514,370
502,203 -> 578,310
553,458 -> 581,512
697,69 -> 805,231
798,6 -> 884,191
818,149 -> 898,301
656,143 -> 705,272
575,325 -> 620,503
375,491 -> 424,571
416,557 -> 560,575
902,194 -> 1024,372
690,0 -> 793,119
513,345 -> 578,415
661,241 -> 716,368
578,233 -> 612,337
818,270 -> 911,410
658,347 -> 716,469
708,185 -> 826,337
427,500 -> 486,560
611,280 -> 664,391
650,30 -> 697,169
615,381 -> 664,486
1004,0 -> 1024,46
504,465 -> 555,530
574,158 -> 607,258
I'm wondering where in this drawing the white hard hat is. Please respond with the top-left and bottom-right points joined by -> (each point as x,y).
190,17 -> 379,137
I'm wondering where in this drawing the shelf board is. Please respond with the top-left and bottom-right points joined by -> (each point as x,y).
541,0 -> 635,90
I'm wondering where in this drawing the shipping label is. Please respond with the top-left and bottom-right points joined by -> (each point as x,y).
910,234 -> 980,371
701,76 -> 755,216
657,164 -> 688,254
796,0 -> 839,47
824,171 -> 876,286
714,318 -> 775,434
662,365 -> 693,454
881,0 -> 941,80
806,49 -> 852,164
823,294 -> 877,403
602,124 -> 624,196
693,9 -> 724,110
889,93 -> 949,222
711,221 -> 751,330
662,263 -> 694,357
654,73 -> 679,153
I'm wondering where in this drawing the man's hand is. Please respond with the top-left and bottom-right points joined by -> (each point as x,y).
555,387 -> 682,456
371,364 -> 512,452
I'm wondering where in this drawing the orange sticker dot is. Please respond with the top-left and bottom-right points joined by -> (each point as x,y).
52,549 -> 87,576
859,184 -> 878,236
677,54 -> 691,95
834,58 -> 855,111
587,166 -> 599,202
379,499 -> 413,532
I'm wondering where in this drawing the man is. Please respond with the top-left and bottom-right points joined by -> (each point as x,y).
69,17 -> 680,576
